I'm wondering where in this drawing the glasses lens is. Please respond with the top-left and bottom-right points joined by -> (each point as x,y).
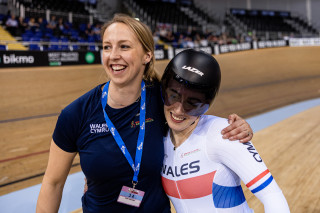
184,102 -> 209,116
163,83 -> 209,116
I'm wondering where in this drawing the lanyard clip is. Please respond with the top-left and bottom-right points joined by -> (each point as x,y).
132,181 -> 138,189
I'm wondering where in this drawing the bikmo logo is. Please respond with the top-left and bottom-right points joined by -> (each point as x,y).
2,54 -> 34,64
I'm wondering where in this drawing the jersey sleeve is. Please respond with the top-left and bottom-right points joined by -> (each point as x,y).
205,117 -> 290,212
52,103 -> 81,153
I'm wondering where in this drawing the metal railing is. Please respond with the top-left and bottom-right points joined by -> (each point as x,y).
0,40 -> 102,51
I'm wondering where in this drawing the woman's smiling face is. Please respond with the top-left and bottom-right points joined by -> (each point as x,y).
164,80 -> 207,134
102,22 -> 151,87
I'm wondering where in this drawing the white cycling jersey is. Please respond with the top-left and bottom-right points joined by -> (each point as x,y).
161,115 -> 290,213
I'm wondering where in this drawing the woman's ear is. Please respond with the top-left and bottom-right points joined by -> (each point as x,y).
144,51 -> 152,64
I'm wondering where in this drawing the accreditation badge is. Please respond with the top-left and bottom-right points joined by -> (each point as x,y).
117,186 -> 145,207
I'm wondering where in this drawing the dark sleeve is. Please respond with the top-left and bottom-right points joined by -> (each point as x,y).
152,80 -> 168,136
52,103 -> 81,153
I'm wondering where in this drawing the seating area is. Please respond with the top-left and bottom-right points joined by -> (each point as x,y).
230,9 -> 295,33
8,17 -> 101,51
124,0 -> 317,47
0,25 -> 27,50
139,0 -> 196,29
125,0 -> 215,33
15,0 -> 95,14
290,16 -> 319,35
124,0 -> 231,48
227,8 -> 318,40
0,0 -> 319,51
0,0 -> 102,51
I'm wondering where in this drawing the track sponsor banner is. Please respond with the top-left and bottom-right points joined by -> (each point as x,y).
219,43 -> 252,53
173,46 -> 214,58
154,49 -> 167,60
257,40 -> 287,48
0,51 -> 45,67
289,38 -> 320,47
0,40 -> 296,67
196,46 -> 213,55
174,47 -> 190,56
0,51 -> 101,68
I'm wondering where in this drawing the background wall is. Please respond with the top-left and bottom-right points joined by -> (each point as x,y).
194,0 -> 320,29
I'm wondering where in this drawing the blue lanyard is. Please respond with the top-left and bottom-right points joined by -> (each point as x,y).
101,81 -> 146,186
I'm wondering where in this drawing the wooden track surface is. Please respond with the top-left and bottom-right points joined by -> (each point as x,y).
243,105 -> 320,213
1,47 -> 320,212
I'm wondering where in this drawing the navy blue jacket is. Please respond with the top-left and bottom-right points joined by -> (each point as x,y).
53,81 -> 170,212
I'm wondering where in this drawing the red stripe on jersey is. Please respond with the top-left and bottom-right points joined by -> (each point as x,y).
246,169 -> 269,188
162,171 -> 216,199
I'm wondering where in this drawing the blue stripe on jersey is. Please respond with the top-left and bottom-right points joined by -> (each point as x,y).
251,175 -> 273,193
212,183 -> 245,208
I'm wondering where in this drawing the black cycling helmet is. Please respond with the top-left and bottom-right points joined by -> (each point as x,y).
161,49 -> 221,116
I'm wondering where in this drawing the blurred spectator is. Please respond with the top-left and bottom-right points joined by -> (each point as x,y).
207,34 -> 219,45
164,30 -> 175,43
153,27 -> 160,43
159,25 -> 167,38
47,15 -> 57,30
218,33 -> 227,45
199,35 -> 208,47
38,17 -> 47,35
17,16 -> 27,36
185,36 -> 195,48
193,33 -> 201,47
176,34 -> 187,48
56,17 -> 65,36
186,26 -> 197,40
244,31 -> 253,42
28,17 -> 39,32
92,22 -> 101,41
84,23 -> 93,39
5,14 -> 18,35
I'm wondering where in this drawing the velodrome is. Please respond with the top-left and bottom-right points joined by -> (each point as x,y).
0,46 -> 320,212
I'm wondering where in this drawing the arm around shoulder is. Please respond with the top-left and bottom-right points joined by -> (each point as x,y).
221,113 -> 253,143
207,117 -> 290,212
36,140 -> 77,213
